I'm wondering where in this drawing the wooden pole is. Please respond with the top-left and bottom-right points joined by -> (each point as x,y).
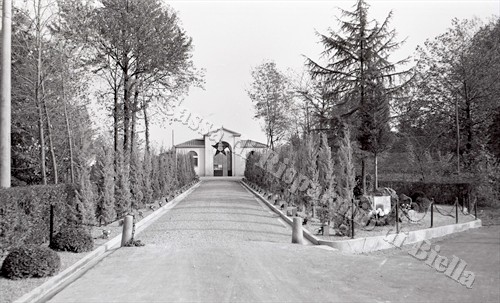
0,0 -> 12,188
430,202 -> 434,228
455,198 -> 459,224
395,197 -> 399,234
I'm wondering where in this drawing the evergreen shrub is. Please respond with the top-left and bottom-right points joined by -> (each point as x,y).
50,227 -> 94,253
1,245 -> 60,280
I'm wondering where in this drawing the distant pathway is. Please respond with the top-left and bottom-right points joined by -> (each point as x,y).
48,178 -> 499,302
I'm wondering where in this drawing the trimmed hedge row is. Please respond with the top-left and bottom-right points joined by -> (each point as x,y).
0,184 -> 77,253
379,181 -> 472,205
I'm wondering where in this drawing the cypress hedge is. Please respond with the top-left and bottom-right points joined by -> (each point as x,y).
0,184 -> 77,253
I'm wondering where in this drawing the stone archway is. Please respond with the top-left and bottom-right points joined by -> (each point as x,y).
212,141 -> 232,176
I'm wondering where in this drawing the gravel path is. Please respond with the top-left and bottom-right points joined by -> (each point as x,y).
138,178 -> 292,248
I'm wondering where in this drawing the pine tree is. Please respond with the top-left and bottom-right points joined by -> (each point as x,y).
317,133 -> 337,231
96,145 -> 116,225
335,127 -> 356,228
74,163 -> 97,226
307,0 -> 410,192
304,135 -> 321,218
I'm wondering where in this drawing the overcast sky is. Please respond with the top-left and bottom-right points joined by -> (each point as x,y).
148,0 -> 499,149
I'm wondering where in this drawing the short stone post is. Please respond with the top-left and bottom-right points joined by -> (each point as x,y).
121,215 -> 134,247
291,217 -> 303,244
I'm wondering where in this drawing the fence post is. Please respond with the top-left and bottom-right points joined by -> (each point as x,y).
455,198 -> 459,224
121,215 -> 134,247
291,217 -> 303,244
49,205 -> 54,244
395,198 -> 399,234
474,199 -> 478,220
351,198 -> 355,239
430,202 -> 434,228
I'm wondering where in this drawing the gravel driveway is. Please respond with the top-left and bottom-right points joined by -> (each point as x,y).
138,178 -> 293,247
47,178 -> 500,303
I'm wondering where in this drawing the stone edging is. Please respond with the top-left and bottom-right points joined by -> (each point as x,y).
240,180 -> 320,245
320,219 -> 482,254
240,180 -> 482,254
14,181 -> 201,303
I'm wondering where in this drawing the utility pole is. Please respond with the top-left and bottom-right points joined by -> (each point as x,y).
0,0 -> 12,188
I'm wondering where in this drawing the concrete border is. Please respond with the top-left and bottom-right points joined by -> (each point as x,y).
240,180 -> 320,245
14,181 -> 201,303
320,219 -> 482,254
241,180 -> 482,254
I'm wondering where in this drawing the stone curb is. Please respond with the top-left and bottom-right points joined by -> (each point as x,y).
240,180 -> 320,245
14,181 -> 201,303
320,218 -> 482,254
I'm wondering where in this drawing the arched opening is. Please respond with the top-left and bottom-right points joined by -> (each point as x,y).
188,151 -> 198,167
212,141 -> 232,176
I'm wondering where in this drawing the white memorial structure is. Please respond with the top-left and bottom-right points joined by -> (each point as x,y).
175,127 -> 267,177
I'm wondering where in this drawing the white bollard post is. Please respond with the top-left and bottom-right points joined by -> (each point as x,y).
121,215 -> 134,247
292,217 -> 304,244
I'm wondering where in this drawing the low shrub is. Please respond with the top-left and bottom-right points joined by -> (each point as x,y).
50,227 -> 94,253
1,245 -> 60,280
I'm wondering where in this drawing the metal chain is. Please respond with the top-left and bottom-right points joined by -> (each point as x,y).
401,206 -> 429,223
434,204 -> 455,217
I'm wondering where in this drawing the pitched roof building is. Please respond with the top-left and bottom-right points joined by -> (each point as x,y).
175,127 -> 267,176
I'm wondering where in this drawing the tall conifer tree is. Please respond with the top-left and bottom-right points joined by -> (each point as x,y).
307,0 -> 410,192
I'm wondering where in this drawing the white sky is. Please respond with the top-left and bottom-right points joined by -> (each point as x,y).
143,0 -> 500,149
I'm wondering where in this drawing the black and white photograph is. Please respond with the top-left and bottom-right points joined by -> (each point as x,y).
0,0 -> 499,302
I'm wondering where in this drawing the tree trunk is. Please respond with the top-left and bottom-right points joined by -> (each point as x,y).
113,74 -> 119,175
130,83 -> 140,158
35,2 -> 46,185
122,61 -> 131,160
374,152 -> 378,190
42,82 -> 58,184
36,98 -> 47,185
361,158 -> 366,195
60,60 -> 74,183
465,98 -> 472,154
143,100 -> 150,155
